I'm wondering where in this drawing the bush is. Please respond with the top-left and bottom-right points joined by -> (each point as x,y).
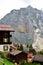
29,48 -> 36,55
1,52 -> 6,58
38,51 -> 43,55
21,60 -> 27,65
21,60 -> 41,65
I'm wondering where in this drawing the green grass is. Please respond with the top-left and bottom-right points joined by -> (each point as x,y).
0,61 -> 3,65
4,59 -> 14,65
0,58 -> 14,65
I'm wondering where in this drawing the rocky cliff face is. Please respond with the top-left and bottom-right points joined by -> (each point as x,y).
0,6 -> 43,45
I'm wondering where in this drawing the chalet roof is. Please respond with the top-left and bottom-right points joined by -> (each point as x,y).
10,50 -> 22,56
33,55 -> 43,62
0,24 -> 14,31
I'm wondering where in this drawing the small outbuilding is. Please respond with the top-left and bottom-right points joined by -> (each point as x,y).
33,55 -> 43,65
7,50 -> 27,64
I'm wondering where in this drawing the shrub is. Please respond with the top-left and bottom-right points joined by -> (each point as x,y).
38,51 -> 43,55
1,52 -> 6,58
21,60 -> 41,65
29,48 -> 36,55
21,60 -> 26,65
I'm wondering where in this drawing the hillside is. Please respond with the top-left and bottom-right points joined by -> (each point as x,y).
0,6 -> 43,45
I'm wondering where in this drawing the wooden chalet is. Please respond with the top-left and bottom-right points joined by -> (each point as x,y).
7,50 -> 27,64
0,24 -> 14,52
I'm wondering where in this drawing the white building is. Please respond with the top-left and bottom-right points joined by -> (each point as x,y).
0,24 -> 14,52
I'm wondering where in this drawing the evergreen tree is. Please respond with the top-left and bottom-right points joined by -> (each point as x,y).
20,44 -> 23,51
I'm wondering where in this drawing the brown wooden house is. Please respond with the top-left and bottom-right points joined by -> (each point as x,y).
0,24 -> 14,52
7,50 -> 27,64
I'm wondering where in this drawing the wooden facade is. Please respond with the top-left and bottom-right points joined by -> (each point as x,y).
7,50 -> 27,64
0,24 -> 14,51
0,31 -> 12,44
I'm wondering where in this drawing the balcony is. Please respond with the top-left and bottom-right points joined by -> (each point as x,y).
0,42 -> 12,45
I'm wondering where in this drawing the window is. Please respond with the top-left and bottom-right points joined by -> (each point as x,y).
3,38 -> 8,43
3,45 -> 8,51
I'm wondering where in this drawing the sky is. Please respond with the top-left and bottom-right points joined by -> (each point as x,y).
0,0 -> 43,19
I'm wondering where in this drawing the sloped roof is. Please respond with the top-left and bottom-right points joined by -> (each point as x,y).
33,55 -> 43,62
10,50 -> 22,56
0,24 -> 14,31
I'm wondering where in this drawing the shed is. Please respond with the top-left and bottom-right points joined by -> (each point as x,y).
7,50 -> 27,64
33,55 -> 43,65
